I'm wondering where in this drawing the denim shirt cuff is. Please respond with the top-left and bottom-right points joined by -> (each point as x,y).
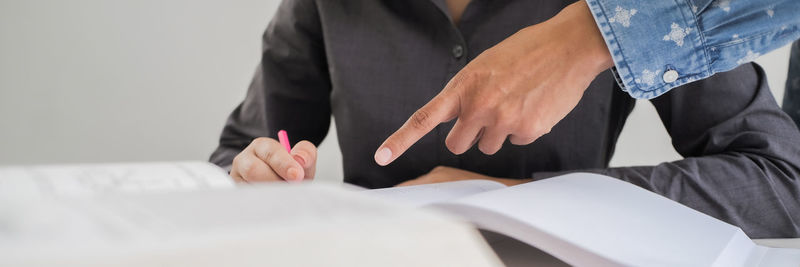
584,0 -> 711,99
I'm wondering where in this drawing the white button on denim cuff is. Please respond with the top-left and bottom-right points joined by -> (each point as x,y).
662,70 -> 679,83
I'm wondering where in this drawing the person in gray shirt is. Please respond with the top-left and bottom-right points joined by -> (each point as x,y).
210,0 -> 800,238
786,41 -> 800,127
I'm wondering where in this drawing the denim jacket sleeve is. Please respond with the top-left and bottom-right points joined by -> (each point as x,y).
584,0 -> 800,99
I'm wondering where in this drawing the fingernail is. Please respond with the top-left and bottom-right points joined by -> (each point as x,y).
375,147 -> 392,166
293,155 -> 306,167
287,167 -> 302,181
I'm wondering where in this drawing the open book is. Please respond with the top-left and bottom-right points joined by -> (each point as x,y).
0,162 -> 500,266
2,161 -> 798,266
367,174 -> 800,267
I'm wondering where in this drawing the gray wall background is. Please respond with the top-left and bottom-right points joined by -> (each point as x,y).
0,0 -> 792,183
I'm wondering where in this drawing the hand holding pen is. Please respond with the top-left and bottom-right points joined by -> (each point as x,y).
229,130 -> 317,183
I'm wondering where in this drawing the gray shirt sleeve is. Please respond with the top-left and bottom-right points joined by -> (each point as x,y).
209,0 -> 331,171
538,64 -> 800,238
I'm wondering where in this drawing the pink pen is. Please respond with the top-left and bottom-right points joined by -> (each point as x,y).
278,130 -> 291,153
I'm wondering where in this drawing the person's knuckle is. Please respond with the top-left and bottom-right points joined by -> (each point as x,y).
234,153 -> 252,166
496,83 -> 513,95
531,120 -> 552,136
508,136 -> 523,145
463,69 -> 483,83
518,121 -> 539,136
251,137 -> 270,147
410,109 -> 432,130
513,136 -> 534,145
468,103 -> 487,115
460,109 -> 480,122
263,146 -> 280,165
232,153 -> 243,165
238,157 -> 254,175
542,125 -> 553,134
299,141 -> 318,157
495,109 -> 517,129
267,138 -> 282,148
453,71 -> 472,86
478,142 -> 496,155
244,163 -> 261,179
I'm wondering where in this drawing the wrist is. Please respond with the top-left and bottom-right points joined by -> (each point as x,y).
563,1 -> 614,74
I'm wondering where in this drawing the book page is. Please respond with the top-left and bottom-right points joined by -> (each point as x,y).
0,161 -> 234,198
365,179 -> 506,207
431,173 -> 779,267
0,183 -> 501,267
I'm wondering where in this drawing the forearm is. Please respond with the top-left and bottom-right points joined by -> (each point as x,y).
209,0 -> 331,169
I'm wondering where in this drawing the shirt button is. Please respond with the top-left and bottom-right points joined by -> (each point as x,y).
662,70 -> 679,83
452,45 -> 464,59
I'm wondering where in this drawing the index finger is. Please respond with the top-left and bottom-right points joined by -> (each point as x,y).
375,93 -> 458,166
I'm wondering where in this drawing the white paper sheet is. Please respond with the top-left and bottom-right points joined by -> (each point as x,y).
365,179 -> 506,207
0,183 -> 502,267
0,161 -> 233,198
431,173 -> 800,267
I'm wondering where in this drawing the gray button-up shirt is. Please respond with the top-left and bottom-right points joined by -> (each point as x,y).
211,0 -> 800,238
